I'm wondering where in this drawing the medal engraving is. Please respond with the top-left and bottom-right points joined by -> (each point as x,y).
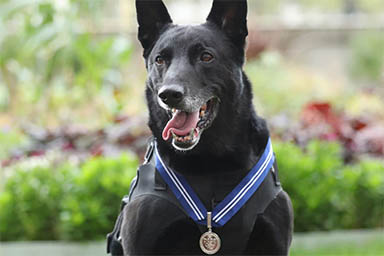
200,212 -> 221,255
200,231 -> 221,254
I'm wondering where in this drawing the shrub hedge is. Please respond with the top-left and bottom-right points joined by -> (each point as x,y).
59,155 -> 137,240
0,141 -> 383,241
0,154 -> 137,241
274,141 -> 384,232
0,163 -> 72,241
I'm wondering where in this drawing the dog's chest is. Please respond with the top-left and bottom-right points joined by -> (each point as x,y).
183,171 -> 248,209
120,150 -> 283,254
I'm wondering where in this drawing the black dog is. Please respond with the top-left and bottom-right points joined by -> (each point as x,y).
108,0 -> 293,255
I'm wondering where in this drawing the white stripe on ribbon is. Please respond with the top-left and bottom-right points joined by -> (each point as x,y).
156,149 -> 204,220
167,169 -> 205,220
213,149 -> 273,222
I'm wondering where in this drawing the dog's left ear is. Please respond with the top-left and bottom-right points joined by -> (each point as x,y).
206,0 -> 248,50
136,0 -> 173,53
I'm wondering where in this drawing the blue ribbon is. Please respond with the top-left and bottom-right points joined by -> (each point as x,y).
155,139 -> 274,227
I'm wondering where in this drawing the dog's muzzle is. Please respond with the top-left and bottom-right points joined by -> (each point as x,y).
161,97 -> 220,151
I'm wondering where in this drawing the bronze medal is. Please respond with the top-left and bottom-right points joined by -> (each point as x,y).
199,212 -> 221,255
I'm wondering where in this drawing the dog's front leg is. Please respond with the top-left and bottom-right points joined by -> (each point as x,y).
120,196 -> 202,255
244,191 -> 294,255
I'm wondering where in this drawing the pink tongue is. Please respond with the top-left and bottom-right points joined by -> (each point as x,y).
162,111 -> 200,141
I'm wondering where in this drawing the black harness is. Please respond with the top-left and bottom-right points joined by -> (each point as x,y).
107,140 -> 282,255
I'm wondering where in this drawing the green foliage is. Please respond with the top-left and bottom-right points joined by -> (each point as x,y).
0,153 -> 138,241
0,163 -> 73,241
351,160 -> 384,228
60,154 -> 138,240
246,52 -> 301,117
1,141 -> 383,241
246,52 -> 336,118
349,32 -> 384,85
275,140 -> 384,232
0,129 -> 29,159
0,0 -> 133,120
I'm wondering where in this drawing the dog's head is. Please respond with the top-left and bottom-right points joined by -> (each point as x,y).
136,0 -> 249,152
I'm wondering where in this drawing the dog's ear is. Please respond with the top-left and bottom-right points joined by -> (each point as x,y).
136,0 -> 173,52
206,0 -> 248,49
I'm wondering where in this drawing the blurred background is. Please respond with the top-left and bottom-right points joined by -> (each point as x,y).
0,0 -> 383,255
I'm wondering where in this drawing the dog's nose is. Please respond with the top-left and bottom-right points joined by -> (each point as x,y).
158,86 -> 184,107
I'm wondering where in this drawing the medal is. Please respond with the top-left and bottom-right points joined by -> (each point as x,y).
155,139 -> 274,254
200,212 -> 221,255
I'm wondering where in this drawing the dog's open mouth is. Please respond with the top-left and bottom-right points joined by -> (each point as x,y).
162,98 -> 219,151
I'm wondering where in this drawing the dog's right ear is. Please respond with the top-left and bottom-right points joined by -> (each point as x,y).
136,0 -> 173,52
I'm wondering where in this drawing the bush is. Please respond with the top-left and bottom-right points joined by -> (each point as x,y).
0,0 -> 134,124
0,153 -> 138,241
0,162 -> 73,241
275,140 -> 384,232
59,154 -> 138,240
1,141 -> 383,241
350,160 -> 384,228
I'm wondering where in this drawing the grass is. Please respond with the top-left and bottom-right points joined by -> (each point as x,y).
291,229 -> 384,256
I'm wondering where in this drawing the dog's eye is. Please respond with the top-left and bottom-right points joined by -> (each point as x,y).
155,56 -> 165,65
200,52 -> 214,63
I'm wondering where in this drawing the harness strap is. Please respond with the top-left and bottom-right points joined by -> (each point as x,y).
106,140 -> 155,256
106,195 -> 129,255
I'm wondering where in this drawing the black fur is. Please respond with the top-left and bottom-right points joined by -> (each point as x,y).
120,0 -> 294,254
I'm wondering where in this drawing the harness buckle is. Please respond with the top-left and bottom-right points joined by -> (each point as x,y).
143,139 -> 155,164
